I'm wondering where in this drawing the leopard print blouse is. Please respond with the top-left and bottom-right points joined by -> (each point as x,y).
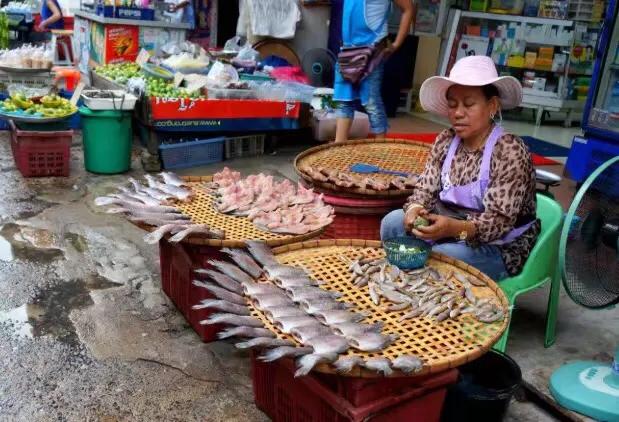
405,128 -> 541,276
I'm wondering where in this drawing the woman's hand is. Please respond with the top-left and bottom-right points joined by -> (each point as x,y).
412,214 -> 461,241
403,206 -> 427,233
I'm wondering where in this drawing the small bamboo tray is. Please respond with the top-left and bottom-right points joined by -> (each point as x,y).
294,139 -> 431,198
130,176 -> 325,247
248,239 -> 509,378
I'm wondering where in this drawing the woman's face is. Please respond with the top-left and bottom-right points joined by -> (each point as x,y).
446,85 -> 499,141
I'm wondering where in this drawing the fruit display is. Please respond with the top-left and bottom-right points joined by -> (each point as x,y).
94,63 -> 141,84
146,78 -> 204,99
0,93 -> 77,118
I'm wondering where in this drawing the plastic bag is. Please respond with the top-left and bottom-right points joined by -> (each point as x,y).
235,44 -> 260,62
206,61 -> 239,88
223,36 -> 247,53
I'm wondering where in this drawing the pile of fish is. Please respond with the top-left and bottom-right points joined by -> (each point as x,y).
192,241 -> 425,377
346,256 -> 505,324
95,172 -> 224,244
298,165 -> 418,192
205,168 -> 334,235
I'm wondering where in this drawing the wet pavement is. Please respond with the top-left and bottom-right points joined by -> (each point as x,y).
0,132 -> 268,421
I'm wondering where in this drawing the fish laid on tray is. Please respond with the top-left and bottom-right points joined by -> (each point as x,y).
191,241 -> 424,377
205,168 -> 334,236
344,256 -> 504,324
298,165 -> 418,192
94,172 -> 224,244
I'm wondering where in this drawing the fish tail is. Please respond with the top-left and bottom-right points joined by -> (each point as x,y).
258,347 -> 294,363
217,327 -> 241,339
168,228 -> 191,243
294,354 -> 321,377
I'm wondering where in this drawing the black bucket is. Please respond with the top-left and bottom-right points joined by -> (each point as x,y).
441,351 -> 522,422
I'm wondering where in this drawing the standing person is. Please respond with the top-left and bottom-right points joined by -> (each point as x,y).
38,0 -> 64,31
333,0 -> 415,142
380,55 -> 540,281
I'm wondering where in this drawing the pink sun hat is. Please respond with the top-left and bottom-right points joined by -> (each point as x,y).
420,55 -> 523,116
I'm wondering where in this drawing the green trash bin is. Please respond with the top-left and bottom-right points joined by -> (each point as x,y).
79,107 -> 132,174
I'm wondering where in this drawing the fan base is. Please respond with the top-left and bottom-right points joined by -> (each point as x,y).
550,360 -> 619,422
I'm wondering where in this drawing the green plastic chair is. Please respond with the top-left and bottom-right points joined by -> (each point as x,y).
492,194 -> 564,352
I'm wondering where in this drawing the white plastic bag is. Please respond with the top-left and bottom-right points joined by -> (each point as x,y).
206,61 -> 239,88
223,36 -> 246,53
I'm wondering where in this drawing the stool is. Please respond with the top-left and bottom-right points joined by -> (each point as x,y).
51,30 -> 74,66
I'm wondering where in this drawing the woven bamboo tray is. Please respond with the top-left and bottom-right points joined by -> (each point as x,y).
130,176 -> 325,247
294,139 -> 431,199
248,239 -> 510,378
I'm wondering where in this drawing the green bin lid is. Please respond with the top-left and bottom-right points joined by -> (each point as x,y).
79,106 -> 129,117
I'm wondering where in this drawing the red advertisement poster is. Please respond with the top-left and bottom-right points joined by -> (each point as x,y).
104,24 -> 139,63
149,98 -> 302,120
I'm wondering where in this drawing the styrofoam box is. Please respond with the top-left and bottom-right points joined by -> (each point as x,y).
81,90 -> 137,111
312,110 -> 370,142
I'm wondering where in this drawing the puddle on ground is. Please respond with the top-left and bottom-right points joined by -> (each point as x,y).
1,275 -> 122,345
0,224 -> 64,263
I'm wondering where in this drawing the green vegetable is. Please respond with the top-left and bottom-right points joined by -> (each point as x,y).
413,217 -> 430,228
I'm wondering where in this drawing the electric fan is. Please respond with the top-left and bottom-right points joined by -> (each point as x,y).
301,48 -> 336,88
549,155 -> 619,422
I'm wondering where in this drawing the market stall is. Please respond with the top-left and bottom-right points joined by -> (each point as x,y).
73,11 -> 190,71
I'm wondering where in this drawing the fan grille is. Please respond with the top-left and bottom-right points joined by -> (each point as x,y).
563,159 -> 619,308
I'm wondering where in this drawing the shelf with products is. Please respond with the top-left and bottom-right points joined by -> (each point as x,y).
440,9 -> 590,126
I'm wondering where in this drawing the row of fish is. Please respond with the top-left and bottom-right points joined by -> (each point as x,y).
191,241 -> 425,377
299,165 -> 418,192
346,256 -> 505,324
206,169 -> 334,236
95,172 -> 224,244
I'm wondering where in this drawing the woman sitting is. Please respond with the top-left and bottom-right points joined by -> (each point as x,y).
381,55 -> 540,281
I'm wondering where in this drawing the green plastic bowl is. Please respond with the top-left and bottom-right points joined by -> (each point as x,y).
383,237 -> 431,270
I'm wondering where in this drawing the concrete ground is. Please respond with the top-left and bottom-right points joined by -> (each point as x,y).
0,114 -> 615,421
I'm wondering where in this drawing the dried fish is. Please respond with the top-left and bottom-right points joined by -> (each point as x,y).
391,355 -> 424,373
217,326 -> 275,339
290,324 -> 334,343
363,357 -> 393,376
192,280 -> 246,305
169,224 -> 224,242
208,260 -> 255,285
194,269 -> 243,294
192,299 -> 249,315
246,241 -> 278,267
314,309 -> 368,325
251,294 -> 293,310
143,224 -> 188,244
241,282 -> 282,296
295,353 -> 338,377
263,306 -> 308,320
260,346 -> 313,362
221,248 -> 263,278
284,285 -> 342,299
333,355 -> 365,374
235,337 -> 294,349
331,322 -> 383,338
305,335 -> 350,355
348,332 -> 398,352
287,288 -> 340,302
300,298 -> 351,314
274,316 -> 320,334
200,313 -> 263,327
160,171 -> 187,187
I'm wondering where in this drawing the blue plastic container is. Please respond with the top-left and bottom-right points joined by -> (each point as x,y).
383,237 -> 431,270
159,137 -> 225,170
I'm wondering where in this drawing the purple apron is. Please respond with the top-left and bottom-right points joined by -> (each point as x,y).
438,126 -> 535,246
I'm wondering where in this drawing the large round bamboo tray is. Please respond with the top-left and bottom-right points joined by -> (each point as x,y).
130,176 -> 325,247
294,139 -> 431,199
248,239 -> 509,378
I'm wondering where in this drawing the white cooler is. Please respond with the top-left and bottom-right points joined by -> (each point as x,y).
311,110 -> 370,142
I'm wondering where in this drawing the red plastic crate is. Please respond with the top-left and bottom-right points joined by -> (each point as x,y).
10,121 -> 72,177
320,194 -> 405,241
159,240 -> 228,342
252,354 -> 458,422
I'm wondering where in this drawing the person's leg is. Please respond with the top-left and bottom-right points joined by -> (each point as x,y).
335,101 -> 355,142
363,62 -> 388,138
432,242 -> 509,281
380,209 -> 410,241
